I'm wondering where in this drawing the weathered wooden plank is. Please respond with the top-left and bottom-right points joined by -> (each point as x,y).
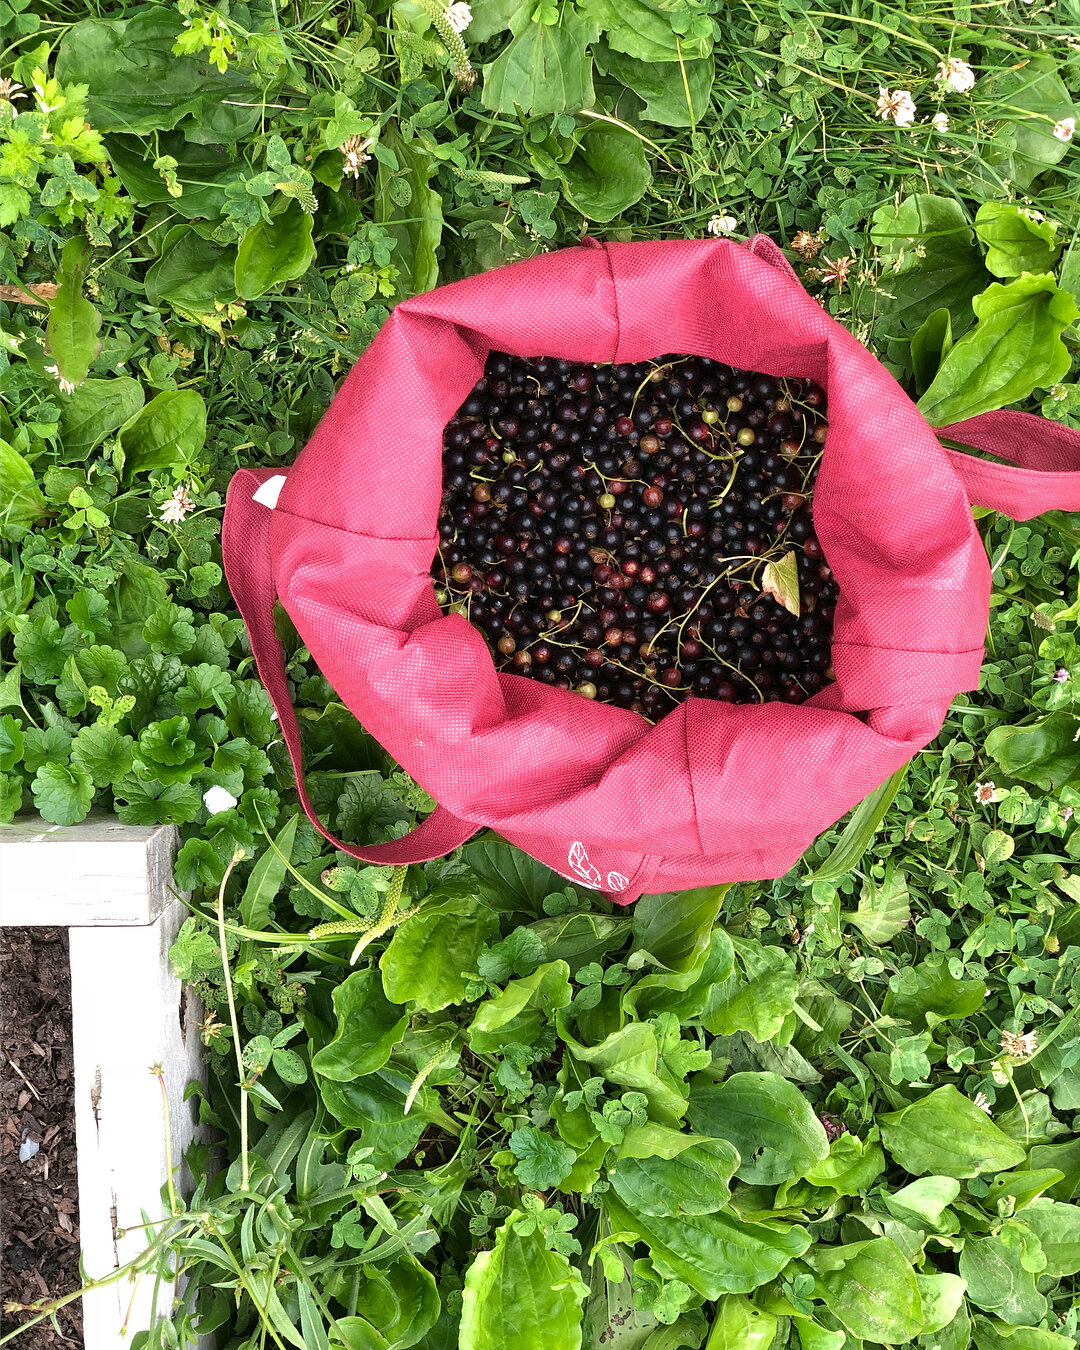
0,810 -> 180,927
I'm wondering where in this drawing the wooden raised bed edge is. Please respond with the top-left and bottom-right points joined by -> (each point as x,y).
0,810 -> 211,1349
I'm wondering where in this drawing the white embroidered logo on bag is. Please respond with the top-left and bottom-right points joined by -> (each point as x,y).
560,842 -> 629,893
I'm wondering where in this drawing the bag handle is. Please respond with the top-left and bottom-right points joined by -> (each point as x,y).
221,467 -> 480,865
938,410 -> 1080,521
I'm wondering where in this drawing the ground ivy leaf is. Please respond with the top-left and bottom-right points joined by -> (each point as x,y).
509,1126 -> 576,1189
31,760 -> 94,825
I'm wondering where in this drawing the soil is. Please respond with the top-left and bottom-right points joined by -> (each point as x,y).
1,926 -> 83,1347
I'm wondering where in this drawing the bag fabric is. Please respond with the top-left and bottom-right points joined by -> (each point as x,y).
222,235 -> 1080,904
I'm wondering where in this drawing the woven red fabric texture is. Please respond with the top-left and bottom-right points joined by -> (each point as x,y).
222,236 -> 1080,904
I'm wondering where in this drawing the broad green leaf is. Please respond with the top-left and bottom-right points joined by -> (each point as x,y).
69,724 -> 135,788
701,937 -> 798,1041
381,894 -> 498,1011
880,1086 -> 1027,1178
806,1238 -> 923,1344
883,958 -> 987,1027
631,884 -> 728,971
704,1295 -> 777,1350
55,9 -> 258,133
916,1273 -> 967,1337
467,0 -> 521,41
241,814 -> 298,929
972,1318 -> 1076,1350
0,442 -> 48,541
843,866 -> 910,943
235,200 -> 316,301
58,377 -> 145,461
609,1123 -> 739,1215
312,969 -> 409,1081
468,960 -> 572,1053
975,204 -> 1060,278
1026,1138 -> 1080,1201
374,127 -> 442,299
959,1224 -> 1047,1325
918,273 -> 1079,428
1017,1198 -> 1080,1276
329,1317 -> 391,1350
624,926 -> 736,1023
561,123 -> 651,223
867,195 -> 986,342
761,551 -> 800,618
910,308 -> 953,397
794,1323 -> 846,1350
560,1018 -> 692,1125
318,1066 -> 435,1168
813,765 -> 907,881
460,1211 -> 584,1350
144,225 -> 238,313
580,0 -> 713,61
687,1072 -> 829,1186
984,58 -> 1076,190
788,1131 -> 887,1201
883,1175 -> 961,1226
357,1256 -> 441,1348
107,132 -> 248,219
482,5 -> 598,117
986,1169 -> 1066,1210
46,237 -> 101,389
601,50 -> 714,128
118,390 -> 207,479
465,838 -> 576,911
985,711 -> 1080,792
604,1193 -> 810,1297
528,912 -> 630,972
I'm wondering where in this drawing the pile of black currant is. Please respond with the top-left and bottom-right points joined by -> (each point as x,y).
435,352 -> 838,719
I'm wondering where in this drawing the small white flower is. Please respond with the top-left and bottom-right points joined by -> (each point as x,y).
1053,117 -> 1075,144
877,87 -> 917,128
1000,1028 -> 1038,1060
203,785 -> 239,814
43,362 -> 75,395
936,57 -> 975,93
159,484 -> 196,524
931,111 -> 950,134
1020,208 -> 1045,222
446,1 -> 472,33
707,213 -> 737,237
974,781 -> 1000,805
339,134 -> 374,179
973,1091 -> 992,1115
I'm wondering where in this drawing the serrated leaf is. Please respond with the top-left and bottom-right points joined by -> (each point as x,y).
761,550 -> 800,617
46,236 -> 101,388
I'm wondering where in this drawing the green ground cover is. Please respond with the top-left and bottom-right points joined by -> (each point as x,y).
1,0 -> 1078,1346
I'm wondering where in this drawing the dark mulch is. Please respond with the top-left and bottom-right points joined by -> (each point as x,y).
0,926 -> 83,1347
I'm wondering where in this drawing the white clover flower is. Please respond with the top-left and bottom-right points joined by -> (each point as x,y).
203,785 -> 239,814
936,57 -> 975,93
707,213 -> 738,237
877,88 -> 917,127
1000,1029 -> 1038,1060
973,1091 -> 992,1115
43,362 -> 75,395
974,781 -> 1000,805
339,134 -> 374,179
159,484 -> 196,524
1053,117 -> 1075,144
446,1 -> 473,33
931,110 -> 950,134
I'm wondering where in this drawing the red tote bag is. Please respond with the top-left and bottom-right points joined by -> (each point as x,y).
221,236 -> 1080,904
